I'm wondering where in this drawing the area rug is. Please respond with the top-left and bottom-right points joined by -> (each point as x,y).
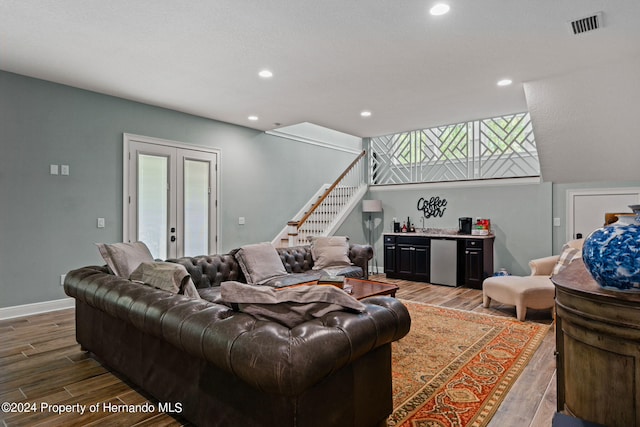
389,301 -> 550,427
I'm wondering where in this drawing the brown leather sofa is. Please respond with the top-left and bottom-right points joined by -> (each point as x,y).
64,244 -> 410,427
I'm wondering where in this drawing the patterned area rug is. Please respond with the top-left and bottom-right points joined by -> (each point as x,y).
389,301 -> 550,427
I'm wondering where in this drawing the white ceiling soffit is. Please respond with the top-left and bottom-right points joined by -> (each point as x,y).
524,55 -> 640,184
1,1 -> 639,138
267,123 -> 362,153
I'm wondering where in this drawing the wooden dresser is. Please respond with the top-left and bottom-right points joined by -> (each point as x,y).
553,260 -> 640,427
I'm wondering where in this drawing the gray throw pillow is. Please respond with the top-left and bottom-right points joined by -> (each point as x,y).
234,242 -> 288,284
220,281 -> 365,328
96,241 -> 154,278
311,236 -> 352,270
129,261 -> 201,300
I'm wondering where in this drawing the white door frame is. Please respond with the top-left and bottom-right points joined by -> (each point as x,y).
566,187 -> 640,242
123,133 -> 221,255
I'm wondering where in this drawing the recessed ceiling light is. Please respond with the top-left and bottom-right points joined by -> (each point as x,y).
430,3 -> 450,16
258,69 -> 273,78
248,115 -> 259,121
497,79 -> 513,87
360,111 -> 372,117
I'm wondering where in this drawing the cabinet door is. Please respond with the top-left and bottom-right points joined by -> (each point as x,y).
384,244 -> 396,274
465,249 -> 484,289
414,245 -> 430,280
396,244 -> 430,280
397,245 -> 414,275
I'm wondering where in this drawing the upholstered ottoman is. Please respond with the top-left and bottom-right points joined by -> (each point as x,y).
482,275 -> 555,321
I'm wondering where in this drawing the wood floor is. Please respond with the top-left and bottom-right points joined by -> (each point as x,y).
0,276 -> 556,427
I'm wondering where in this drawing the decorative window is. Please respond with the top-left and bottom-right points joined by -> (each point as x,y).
369,112 -> 539,185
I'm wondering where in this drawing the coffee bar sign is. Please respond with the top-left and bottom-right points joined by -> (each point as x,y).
417,196 -> 447,218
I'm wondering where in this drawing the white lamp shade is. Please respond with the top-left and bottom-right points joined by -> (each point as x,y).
362,199 -> 383,213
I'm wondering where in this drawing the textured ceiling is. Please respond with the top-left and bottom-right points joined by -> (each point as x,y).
1,0 -> 639,138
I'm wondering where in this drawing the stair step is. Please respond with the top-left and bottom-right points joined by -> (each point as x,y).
275,154 -> 366,246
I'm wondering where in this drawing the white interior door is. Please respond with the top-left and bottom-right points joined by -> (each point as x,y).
125,135 -> 218,259
568,189 -> 640,240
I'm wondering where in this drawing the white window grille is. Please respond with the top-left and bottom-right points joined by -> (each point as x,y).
369,112 -> 539,185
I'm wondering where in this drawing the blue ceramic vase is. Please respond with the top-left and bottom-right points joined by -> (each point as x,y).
582,205 -> 640,291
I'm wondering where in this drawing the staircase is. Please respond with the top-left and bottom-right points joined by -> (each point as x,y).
272,150 -> 367,247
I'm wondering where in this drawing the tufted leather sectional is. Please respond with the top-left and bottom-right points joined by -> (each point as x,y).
64,244 -> 410,427
167,244 -> 374,289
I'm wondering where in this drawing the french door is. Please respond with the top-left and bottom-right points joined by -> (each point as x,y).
124,134 -> 219,259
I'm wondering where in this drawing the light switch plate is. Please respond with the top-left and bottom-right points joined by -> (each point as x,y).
61,165 -> 69,175
97,218 -> 105,228
50,164 -> 59,175
553,217 -> 561,227
238,217 -> 245,225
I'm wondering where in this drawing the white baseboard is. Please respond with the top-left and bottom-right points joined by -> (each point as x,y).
0,298 -> 75,320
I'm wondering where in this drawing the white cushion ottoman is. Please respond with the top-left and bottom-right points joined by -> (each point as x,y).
482,275 -> 555,321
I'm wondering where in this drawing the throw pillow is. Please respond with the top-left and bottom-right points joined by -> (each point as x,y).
552,243 -> 582,276
234,242 -> 288,285
311,236 -> 352,270
129,261 -> 201,300
220,281 -> 365,328
96,241 -> 154,278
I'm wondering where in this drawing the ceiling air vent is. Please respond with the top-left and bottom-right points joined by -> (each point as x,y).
569,12 -> 603,35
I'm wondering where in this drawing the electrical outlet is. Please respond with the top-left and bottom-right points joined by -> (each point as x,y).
60,274 -> 66,286
97,217 -> 105,228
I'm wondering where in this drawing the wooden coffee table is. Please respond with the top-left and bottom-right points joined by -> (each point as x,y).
280,277 -> 399,300
343,277 -> 399,300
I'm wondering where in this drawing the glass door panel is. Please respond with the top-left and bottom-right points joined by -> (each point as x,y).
137,154 -> 169,259
183,159 -> 209,256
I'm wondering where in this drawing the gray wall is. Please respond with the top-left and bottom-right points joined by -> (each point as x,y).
336,179 -> 640,276
337,181 -> 553,277
0,71 -> 355,308
4,70 -> 638,309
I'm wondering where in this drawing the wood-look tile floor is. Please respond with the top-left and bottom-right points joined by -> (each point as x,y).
0,309 -> 190,427
0,276 -> 556,427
